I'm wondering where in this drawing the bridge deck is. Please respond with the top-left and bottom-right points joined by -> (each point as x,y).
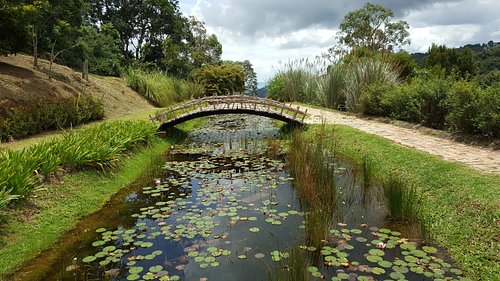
150,95 -> 308,129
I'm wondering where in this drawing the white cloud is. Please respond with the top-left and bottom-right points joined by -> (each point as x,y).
179,0 -> 500,84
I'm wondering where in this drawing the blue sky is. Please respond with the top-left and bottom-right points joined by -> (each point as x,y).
179,0 -> 500,84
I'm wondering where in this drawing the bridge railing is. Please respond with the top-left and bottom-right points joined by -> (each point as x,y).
149,94 -> 308,125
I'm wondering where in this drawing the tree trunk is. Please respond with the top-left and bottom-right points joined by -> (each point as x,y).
33,26 -> 38,68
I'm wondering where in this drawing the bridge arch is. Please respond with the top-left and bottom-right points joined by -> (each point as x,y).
150,95 -> 308,130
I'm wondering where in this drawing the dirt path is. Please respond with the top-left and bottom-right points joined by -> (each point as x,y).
303,106 -> 500,174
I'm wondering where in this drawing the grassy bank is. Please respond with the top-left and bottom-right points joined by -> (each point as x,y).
0,119 -> 203,280
303,124 -> 499,280
0,140 -> 169,279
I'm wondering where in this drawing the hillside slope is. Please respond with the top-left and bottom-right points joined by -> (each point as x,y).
0,55 -> 154,119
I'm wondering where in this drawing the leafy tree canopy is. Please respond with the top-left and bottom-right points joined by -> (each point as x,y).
224,60 -> 258,95
337,3 -> 410,52
424,44 -> 478,78
190,63 -> 246,96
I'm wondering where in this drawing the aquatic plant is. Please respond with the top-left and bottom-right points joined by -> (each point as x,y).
382,172 -> 420,221
361,153 -> 375,187
287,127 -> 337,246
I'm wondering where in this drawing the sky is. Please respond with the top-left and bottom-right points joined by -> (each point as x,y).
179,0 -> 500,84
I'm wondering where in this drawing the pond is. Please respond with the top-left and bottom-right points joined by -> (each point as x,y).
12,115 -> 468,281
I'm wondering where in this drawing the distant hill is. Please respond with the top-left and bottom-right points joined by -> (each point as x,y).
410,41 -> 500,73
256,87 -> 267,98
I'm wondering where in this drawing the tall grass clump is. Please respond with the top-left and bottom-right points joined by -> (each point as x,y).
270,245 -> 309,281
322,63 -> 347,109
0,94 -> 104,142
343,58 -> 400,113
124,68 -> 205,107
382,172 -> 420,221
0,120 -> 157,210
268,58 -> 326,105
287,126 -> 337,246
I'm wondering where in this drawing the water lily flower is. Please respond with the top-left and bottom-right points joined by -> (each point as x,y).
376,242 -> 387,249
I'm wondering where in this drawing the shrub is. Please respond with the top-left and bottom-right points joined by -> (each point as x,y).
0,94 -> 104,142
360,82 -> 396,116
266,74 -> 285,100
475,86 -> 500,137
445,81 -> 481,134
379,83 -> 420,123
413,76 -> 453,129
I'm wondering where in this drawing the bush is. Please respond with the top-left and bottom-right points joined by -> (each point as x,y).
380,83 -> 421,123
446,81 -> 481,134
475,86 -> 500,137
360,82 -> 395,116
266,74 -> 285,100
0,94 -> 104,142
414,76 -> 453,129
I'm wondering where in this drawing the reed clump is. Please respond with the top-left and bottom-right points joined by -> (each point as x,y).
124,68 -> 205,107
0,120 -> 157,210
287,126 -> 337,246
382,172 -> 421,221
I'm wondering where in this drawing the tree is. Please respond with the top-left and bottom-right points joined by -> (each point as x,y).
0,0 -> 31,55
337,3 -> 410,52
224,60 -> 258,94
74,24 -> 124,76
162,16 -> 222,77
20,0 -> 85,67
424,44 -> 478,78
190,63 -> 245,95
88,0 -> 186,64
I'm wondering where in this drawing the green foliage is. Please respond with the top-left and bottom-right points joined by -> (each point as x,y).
476,45 -> 500,74
361,73 -> 500,137
89,0 -> 186,63
337,3 -> 410,52
343,58 -> 400,113
162,16 -> 222,76
189,63 -> 246,95
224,60 -> 258,94
424,44 -> 478,78
360,82 -> 396,116
475,86 -> 500,137
124,68 -> 204,107
445,81 -> 481,134
478,70 -> 500,88
0,1 -> 30,55
268,58 -> 324,104
0,149 -> 39,200
0,120 -> 157,210
382,173 -> 420,221
322,63 -> 347,108
266,74 -> 285,101
0,94 -> 104,142
60,24 -> 124,76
